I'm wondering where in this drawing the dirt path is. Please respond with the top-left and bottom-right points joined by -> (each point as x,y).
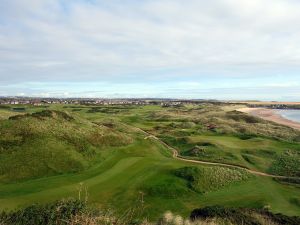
137,127 -> 300,180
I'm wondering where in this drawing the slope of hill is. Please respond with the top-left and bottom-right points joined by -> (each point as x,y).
118,104 -> 300,177
0,110 -> 132,182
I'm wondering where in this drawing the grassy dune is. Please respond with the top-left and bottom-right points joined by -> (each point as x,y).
0,104 -> 299,221
0,110 -> 132,181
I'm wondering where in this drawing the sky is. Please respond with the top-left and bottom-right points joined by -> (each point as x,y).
0,0 -> 300,100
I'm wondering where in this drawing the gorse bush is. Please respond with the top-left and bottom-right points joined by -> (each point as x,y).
174,166 -> 251,193
2,201 -> 299,225
0,199 -> 85,225
268,150 -> 300,177
190,206 -> 300,225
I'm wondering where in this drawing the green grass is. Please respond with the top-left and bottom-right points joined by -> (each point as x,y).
0,104 -> 299,220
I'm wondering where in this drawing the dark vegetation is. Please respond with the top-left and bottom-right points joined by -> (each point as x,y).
268,150 -> 300,177
0,199 -> 85,225
9,110 -> 74,121
11,107 -> 26,112
87,106 -> 138,114
0,105 -> 10,109
1,200 -> 300,225
190,205 -> 300,225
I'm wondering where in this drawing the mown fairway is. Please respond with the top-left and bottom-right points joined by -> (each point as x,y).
0,104 -> 299,220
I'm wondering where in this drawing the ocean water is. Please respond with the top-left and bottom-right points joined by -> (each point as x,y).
276,110 -> 300,123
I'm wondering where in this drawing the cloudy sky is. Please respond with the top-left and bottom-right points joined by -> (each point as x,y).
1,0 -> 300,100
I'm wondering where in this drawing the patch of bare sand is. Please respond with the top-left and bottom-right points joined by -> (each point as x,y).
237,107 -> 300,130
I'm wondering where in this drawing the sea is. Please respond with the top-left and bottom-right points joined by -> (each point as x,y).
276,109 -> 300,123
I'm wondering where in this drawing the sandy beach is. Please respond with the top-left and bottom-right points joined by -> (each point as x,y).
238,108 -> 300,130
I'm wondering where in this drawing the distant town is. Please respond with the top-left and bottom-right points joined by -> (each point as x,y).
0,97 -> 299,109
0,97 -> 213,107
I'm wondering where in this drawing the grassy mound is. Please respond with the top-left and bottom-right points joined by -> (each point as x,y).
0,110 -> 132,182
9,110 -> 74,121
182,143 -> 238,162
268,150 -> 300,177
226,111 -> 262,124
174,166 -> 252,193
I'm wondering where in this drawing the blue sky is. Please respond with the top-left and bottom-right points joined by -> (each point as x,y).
0,0 -> 300,100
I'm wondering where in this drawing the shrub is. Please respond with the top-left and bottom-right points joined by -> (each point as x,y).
0,199 -> 85,225
268,150 -> 300,177
174,166 -> 251,193
190,206 -> 300,225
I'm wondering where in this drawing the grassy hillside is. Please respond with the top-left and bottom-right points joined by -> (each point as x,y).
0,110 -> 132,182
0,104 -> 299,221
113,104 -> 300,176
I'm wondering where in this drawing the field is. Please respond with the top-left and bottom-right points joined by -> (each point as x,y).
0,103 -> 299,221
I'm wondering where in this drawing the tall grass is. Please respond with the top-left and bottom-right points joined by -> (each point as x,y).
174,166 -> 252,193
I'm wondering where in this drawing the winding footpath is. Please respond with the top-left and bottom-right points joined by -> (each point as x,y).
138,127 -> 300,180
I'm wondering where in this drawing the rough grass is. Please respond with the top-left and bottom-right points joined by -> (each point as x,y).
182,143 -> 238,162
0,110 -> 132,182
143,106 -> 300,142
1,200 -> 299,225
268,150 -> 300,177
190,205 -> 300,225
0,199 -> 85,225
174,166 -> 252,193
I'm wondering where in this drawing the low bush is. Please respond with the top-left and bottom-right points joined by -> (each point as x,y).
0,199 -> 85,225
190,205 -> 300,225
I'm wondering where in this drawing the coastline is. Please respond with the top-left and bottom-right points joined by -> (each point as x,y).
238,108 -> 300,130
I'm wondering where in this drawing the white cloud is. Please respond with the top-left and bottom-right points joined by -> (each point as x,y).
0,0 -> 300,99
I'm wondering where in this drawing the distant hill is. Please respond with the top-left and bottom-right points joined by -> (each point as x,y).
0,110 -> 132,182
